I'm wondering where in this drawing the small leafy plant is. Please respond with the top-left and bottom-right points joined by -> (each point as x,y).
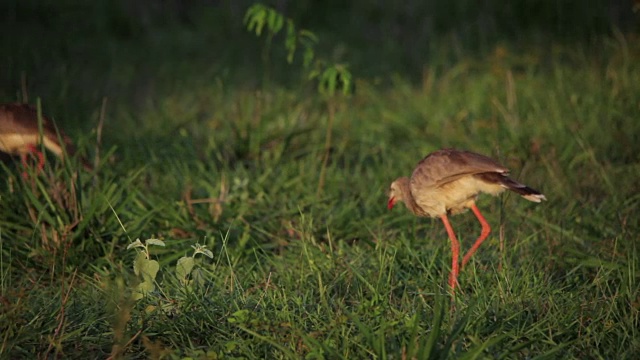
244,3 -> 353,194
243,3 -> 352,95
176,243 -> 214,287
127,238 -> 165,300
127,238 -> 214,300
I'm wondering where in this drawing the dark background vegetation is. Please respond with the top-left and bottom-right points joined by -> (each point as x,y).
2,0 -> 638,106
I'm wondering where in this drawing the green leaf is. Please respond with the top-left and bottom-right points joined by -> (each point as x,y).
266,8 -> 277,31
228,309 -> 250,324
192,243 -> 214,259
244,4 -> 269,36
242,4 -> 262,25
245,4 -> 266,36
133,251 -> 148,276
225,341 -> 240,352
303,47 -> 315,68
145,238 -> 166,247
267,9 -> 284,34
137,280 -> 155,297
176,256 -> 195,280
200,248 -> 214,259
320,67 -> 338,96
127,238 -> 144,250
191,268 -> 206,287
140,259 -> 160,283
308,68 -> 320,80
246,18 -> 257,33
255,12 -> 267,36
299,30 -> 319,44
339,67 -> 353,95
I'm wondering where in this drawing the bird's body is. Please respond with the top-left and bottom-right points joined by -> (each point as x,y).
389,149 -> 545,217
0,103 -> 91,173
0,103 -> 71,157
388,148 -> 545,293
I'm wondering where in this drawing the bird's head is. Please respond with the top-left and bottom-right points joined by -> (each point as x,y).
387,178 -> 407,210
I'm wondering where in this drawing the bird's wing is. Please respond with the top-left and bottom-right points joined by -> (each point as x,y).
0,103 -> 78,158
410,149 -> 508,190
1,104 -> 54,135
0,104 -> 70,144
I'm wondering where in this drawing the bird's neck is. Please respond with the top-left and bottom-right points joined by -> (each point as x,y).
397,177 -> 423,216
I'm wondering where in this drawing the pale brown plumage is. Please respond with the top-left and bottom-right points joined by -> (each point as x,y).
388,148 -> 545,294
0,103 -> 92,172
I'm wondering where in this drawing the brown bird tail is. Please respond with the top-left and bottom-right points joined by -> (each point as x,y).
477,172 -> 546,202
501,177 -> 546,202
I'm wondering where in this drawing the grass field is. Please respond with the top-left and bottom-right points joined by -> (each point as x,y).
1,2 -> 639,359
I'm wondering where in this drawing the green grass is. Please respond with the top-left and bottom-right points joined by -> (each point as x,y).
1,2 -> 640,359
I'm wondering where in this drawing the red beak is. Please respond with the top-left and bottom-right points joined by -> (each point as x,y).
387,197 -> 395,210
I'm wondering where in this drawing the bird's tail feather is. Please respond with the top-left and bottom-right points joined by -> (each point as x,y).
501,177 -> 546,202
476,172 -> 546,202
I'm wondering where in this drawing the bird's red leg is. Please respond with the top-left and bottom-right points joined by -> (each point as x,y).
461,203 -> 491,268
440,214 -> 460,293
26,144 -> 45,172
20,144 -> 45,179
20,154 -> 30,179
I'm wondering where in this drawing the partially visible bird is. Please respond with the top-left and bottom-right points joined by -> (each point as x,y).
0,103 -> 92,175
387,148 -> 545,293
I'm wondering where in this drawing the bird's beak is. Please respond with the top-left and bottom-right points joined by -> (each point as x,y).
387,197 -> 396,210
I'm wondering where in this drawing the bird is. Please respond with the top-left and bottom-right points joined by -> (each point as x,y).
387,148 -> 545,294
0,103 -> 92,176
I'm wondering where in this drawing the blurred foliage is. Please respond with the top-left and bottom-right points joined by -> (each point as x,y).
0,0 -> 637,113
1,1 -> 637,82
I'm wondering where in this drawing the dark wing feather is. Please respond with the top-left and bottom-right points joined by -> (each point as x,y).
474,172 -> 546,201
